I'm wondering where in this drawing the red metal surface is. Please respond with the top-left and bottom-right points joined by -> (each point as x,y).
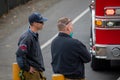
96,29 -> 120,44
95,0 -> 120,16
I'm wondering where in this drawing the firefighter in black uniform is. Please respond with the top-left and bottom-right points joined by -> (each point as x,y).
16,12 -> 47,80
51,17 -> 91,80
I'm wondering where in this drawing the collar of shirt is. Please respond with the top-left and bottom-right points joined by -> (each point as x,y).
58,32 -> 71,38
28,29 -> 39,39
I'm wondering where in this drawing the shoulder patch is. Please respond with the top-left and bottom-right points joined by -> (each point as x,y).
19,44 -> 27,51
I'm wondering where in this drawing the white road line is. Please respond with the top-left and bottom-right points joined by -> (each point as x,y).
41,34 -> 58,49
41,7 -> 89,50
72,8 -> 89,24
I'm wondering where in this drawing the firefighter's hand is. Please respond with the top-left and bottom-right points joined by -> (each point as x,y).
29,66 -> 36,74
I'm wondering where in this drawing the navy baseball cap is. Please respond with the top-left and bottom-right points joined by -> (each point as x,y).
29,12 -> 47,24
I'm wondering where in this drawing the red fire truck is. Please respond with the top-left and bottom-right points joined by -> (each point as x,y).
89,0 -> 120,70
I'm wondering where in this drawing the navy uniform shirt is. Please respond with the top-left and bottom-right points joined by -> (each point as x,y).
16,29 -> 45,72
51,33 -> 91,79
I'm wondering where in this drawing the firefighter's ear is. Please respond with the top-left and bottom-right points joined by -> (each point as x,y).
66,26 -> 70,32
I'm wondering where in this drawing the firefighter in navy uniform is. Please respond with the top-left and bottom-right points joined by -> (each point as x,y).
16,12 -> 47,80
51,17 -> 91,80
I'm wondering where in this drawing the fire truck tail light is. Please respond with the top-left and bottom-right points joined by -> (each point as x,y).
105,9 -> 115,16
95,20 -> 103,27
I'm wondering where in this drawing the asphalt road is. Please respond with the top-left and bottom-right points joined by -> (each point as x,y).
0,0 -> 120,80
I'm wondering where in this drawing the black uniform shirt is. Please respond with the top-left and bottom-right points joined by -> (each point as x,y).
16,29 -> 45,72
51,32 -> 91,79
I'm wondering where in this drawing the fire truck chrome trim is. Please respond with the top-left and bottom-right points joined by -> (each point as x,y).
96,16 -> 120,19
91,4 -> 96,45
92,44 -> 120,60
95,56 -> 107,59
95,27 -> 120,30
